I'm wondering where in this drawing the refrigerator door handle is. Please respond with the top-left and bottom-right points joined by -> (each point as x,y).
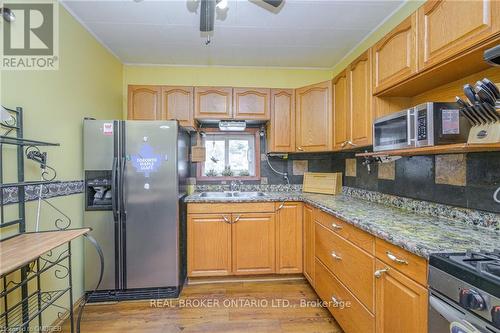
111,157 -> 119,222
120,157 -> 127,220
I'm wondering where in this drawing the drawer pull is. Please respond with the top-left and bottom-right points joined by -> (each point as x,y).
386,251 -> 408,265
374,267 -> 390,278
233,215 -> 241,223
331,223 -> 342,230
222,215 -> 231,224
331,251 -> 342,260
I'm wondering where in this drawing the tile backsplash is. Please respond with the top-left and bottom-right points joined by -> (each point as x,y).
191,134 -> 500,213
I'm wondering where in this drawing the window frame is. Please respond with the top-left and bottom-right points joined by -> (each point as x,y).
196,128 -> 261,181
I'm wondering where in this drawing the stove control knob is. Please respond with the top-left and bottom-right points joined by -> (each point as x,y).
492,306 -> 500,329
459,289 -> 486,311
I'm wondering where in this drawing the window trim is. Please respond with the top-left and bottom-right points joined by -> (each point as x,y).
196,128 -> 261,181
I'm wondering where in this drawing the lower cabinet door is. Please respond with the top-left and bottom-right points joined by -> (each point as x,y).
375,259 -> 428,333
232,213 -> 276,275
275,202 -> 303,274
187,214 -> 232,277
315,259 -> 375,333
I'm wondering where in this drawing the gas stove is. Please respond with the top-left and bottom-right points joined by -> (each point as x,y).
429,250 -> 500,333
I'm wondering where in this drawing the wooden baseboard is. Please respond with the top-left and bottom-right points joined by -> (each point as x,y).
187,273 -> 305,285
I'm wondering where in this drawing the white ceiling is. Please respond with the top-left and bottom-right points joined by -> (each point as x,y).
61,0 -> 405,68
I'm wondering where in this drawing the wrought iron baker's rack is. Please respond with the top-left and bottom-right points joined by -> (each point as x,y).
0,106 -> 89,333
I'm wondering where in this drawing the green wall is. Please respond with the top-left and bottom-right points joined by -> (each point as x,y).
0,4 -> 123,326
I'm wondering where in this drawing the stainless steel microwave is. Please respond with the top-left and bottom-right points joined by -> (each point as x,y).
373,102 -> 471,152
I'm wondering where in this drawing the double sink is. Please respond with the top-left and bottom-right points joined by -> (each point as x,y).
197,191 -> 268,198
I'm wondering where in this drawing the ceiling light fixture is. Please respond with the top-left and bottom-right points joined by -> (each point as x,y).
216,0 -> 228,10
195,0 -> 283,45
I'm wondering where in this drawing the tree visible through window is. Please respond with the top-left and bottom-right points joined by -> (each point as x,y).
199,130 -> 259,179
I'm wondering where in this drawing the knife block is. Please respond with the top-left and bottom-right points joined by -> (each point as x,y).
467,123 -> 500,144
465,92 -> 500,144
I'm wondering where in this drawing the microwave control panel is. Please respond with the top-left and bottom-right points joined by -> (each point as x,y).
417,110 -> 428,141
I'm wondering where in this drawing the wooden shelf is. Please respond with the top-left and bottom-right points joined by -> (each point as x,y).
0,228 -> 90,277
355,143 -> 500,158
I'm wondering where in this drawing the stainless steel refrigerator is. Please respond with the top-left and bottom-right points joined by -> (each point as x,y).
83,119 -> 189,301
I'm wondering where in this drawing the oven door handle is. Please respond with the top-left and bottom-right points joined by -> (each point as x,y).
429,295 -> 465,323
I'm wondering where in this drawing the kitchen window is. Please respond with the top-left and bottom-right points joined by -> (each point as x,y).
197,129 -> 260,180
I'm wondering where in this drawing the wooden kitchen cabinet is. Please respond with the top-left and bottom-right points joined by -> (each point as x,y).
127,85 -> 162,120
268,89 -> 295,153
332,71 -> 349,151
375,259 -> 428,333
233,88 -> 270,120
275,202 -> 303,274
348,51 -> 373,147
295,81 -> 332,152
194,87 -> 233,120
232,213 -> 275,275
315,222 -> 375,312
303,204 -> 315,286
373,14 -> 417,94
315,259 -> 375,333
187,214 -> 232,277
418,0 -> 500,71
161,86 -> 195,129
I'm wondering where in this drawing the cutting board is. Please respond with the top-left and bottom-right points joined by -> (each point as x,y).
303,172 -> 342,195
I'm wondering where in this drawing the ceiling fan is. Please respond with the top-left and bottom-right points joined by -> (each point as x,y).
195,0 -> 284,44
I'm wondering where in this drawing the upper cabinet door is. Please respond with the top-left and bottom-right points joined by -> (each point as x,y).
295,81 -> 332,152
268,89 -> 295,153
418,0 -> 500,70
128,85 -> 161,120
233,88 -> 271,120
194,87 -> 233,120
349,51 -> 373,148
161,86 -> 195,129
332,71 -> 349,151
373,14 -> 417,94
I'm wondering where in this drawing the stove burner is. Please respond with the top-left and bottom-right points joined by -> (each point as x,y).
449,249 -> 500,281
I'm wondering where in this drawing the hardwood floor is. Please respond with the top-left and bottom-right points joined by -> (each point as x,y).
63,280 -> 342,333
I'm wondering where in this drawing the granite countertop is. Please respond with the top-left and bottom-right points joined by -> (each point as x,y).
185,191 -> 500,259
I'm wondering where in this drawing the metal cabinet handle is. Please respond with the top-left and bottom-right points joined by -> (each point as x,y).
331,223 -> 342,230
386,251 -> 408,265
297,146 -> 304,151
331,251 -> 342,260
374,267 -> 390,278
348,141 -> 358,147
222,215 -> 231,224
276,202 -> 285,211
233,215 -> 241,223
340,140 -> 349,148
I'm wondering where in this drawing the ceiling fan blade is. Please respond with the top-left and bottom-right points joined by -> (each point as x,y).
261,0 -> 283,8
200,0 -> 215,32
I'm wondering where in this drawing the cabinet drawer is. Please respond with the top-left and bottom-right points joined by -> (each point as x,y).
188,202 -> 275,214
375,238 -> 427,285
315,222 -> 375,312
315,259 -> 375,333
314,209 -> 374,254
